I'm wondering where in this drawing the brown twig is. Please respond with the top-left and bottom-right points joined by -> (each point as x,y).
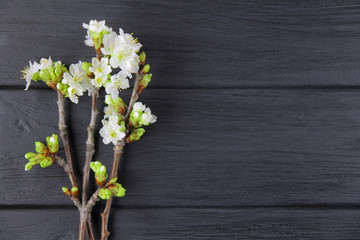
53,155 -> 82,209
57,92 -> 79,188
57,92 -> 96,240
101,142 -> 125,239
79,188 -> 101,240
101,71 -> 144,240
82,88 -> 99,205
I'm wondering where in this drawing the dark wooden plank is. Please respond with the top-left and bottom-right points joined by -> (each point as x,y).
2,89 -> 360,207
3,1 -> 360,87
1,208 -> 360,239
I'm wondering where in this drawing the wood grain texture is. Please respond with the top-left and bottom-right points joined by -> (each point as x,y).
3,1 -> 360,88
2,89 -> 360,207
1,208 -> 360,240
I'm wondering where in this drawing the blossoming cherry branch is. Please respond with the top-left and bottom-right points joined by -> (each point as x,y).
21,19 -> 157,240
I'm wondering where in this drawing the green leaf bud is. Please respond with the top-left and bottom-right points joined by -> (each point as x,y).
35,141 -> 47,154
139,52 -> 146,65
25,152 -> 36,159
126,128 -> 145,143
62,187 -> 71,197
138,73 -> 152,94
25,162 -> 33,171
109,183 -> 126,197
71,187 -> 79,196
99,188 -> 112,200
40,157 -> 53,168
46,134 -> 59,153
143,64 -> 150,74
82,62 -> 92,73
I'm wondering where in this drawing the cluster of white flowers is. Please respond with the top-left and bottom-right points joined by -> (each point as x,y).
22,56 -> 62,90
22,20 -> 156,146
130,102 -> 157,127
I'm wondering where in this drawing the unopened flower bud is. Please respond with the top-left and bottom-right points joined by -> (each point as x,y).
143,64 -> 150,74
25,162 -> 33,171
139,52 -> 146,65
28,157 -> 38,163
99,188 -> 112,200
126,128 -> 145,143
105,95 -> 127,115
46,134 -> 59,153
71,187 -> 79,197
54,61 -> 63,77
40,157 -> 53,168
57,83 -> 63,90
90,161 -> 108,186
129,111 -> 143,129
25,152 -> 36,159
49,68 -> 56,80
119,121 -> 126,132
108,183 -> 126,197
90,161 -> 102,172
82,62 -> 92,73
35,141 -> 47,154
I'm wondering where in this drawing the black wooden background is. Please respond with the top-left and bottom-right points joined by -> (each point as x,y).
2,0 -> 360,239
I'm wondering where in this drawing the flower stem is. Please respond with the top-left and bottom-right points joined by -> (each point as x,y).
82,88 -> 99,205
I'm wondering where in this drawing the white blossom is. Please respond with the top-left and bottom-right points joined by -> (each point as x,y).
39,56 -> 52,70
109,44 -> 139,77
133,102 -> 146,112
22,61 -> 40,90
84,30 -> 94,47
105,71 -> 129,98
139,107 -> 157,125
99,115 -> 125,145
101,29 -> 141,76
89,57 -> 112,77
119,28 -> 142,52
91,74 -> 108,88
82,20 -> 111,34
101,31 -> 120,56
62,61 -> 92,94
68,86 -> 83,104
103,105 -> 120,119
